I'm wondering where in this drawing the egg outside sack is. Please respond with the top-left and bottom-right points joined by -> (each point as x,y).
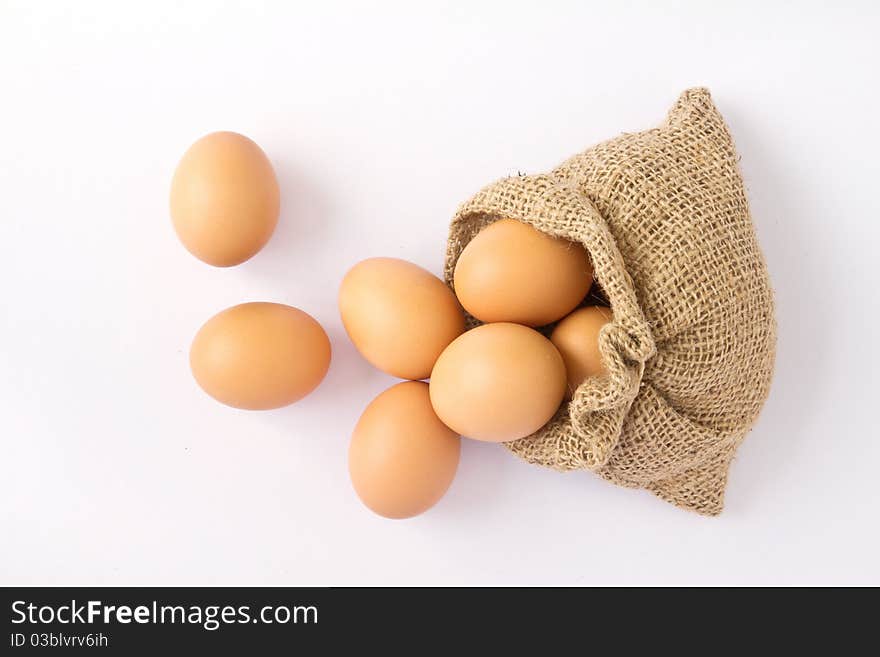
339,258 -> 465,380
190,302 -> 331,410
349,382 -> 461,519
170,131 -> 280,267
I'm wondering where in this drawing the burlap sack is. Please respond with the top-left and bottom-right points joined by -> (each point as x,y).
444,88 -> 776,515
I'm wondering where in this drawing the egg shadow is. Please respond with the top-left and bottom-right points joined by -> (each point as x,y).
425,438 -> 513,524
319,324 -> 395,407
242,156 -> 333,286
720,102 -> 832,513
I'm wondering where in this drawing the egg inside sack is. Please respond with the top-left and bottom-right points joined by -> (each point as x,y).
453,218 -> 593,327
170,131 -> 280,267
551,305 -> 613,399
190,302 -> 331,410
339,257 -> 465,380
429,323 -> 567,443
349,381 -> 461,519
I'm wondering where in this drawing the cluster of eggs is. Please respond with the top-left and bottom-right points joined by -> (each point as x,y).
342,223 -> 613,518
171,131 -> 613,520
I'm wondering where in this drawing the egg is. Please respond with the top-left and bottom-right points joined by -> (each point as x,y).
429,322 -> 566,442
349,381 -> 461,519
453,219 -> 593,326
190,302 -> 330,410
170,131 -> 280,267
550,305 -> 613,398
339,257 -> 465,380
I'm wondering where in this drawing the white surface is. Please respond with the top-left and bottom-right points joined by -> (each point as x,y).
1,0 -> 878,586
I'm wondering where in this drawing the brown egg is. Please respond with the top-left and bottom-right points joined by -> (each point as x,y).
339,258 -> 465,380
349,381 -> 461,519
170,131 -> 280,267
453,219 -> 593,327
429,323 -> 566,442
550,306 -> 613,398
190,302 -> 330,410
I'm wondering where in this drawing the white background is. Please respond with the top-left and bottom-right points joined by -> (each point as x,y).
1,1 -> 878,586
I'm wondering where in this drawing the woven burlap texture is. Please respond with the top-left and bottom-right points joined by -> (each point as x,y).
444,88 -> 776,515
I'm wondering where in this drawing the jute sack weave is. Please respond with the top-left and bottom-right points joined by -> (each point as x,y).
444,88 -> 776,515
